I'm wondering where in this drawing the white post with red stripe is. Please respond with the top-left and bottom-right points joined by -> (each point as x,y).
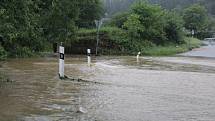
59,42 -> 65,78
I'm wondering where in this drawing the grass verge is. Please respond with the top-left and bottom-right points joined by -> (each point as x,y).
142,37 -> 202,56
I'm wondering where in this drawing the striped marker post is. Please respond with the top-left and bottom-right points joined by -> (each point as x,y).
59,43 -> 65,78
87,49 -> 91,66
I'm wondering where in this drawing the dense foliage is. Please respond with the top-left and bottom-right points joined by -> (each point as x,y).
0,0 -> 213,58
0,0 -> 103,58
77,0 -> 104,28
183,4 -> 208,35
68,27 -> 127,54
0,0 -> 44,57
123,2 -> 184,47
103,1 -> 207,54
183,4 -> 212,39
103,0 -> 215,16
41,0 -> 79,44
108,12 -> 129,28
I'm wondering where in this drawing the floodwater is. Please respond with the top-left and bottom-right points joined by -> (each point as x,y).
1,51 -> 215,121
180,40 -> 215,58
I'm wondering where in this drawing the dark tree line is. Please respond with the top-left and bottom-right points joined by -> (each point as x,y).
108,1 -> 213,50
103,0 -> 215,16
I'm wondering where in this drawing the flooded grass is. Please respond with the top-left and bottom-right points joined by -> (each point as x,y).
0,71 -> 13,84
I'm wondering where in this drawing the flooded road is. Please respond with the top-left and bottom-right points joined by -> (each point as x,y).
180,40 -> 215,58
0,55 -> 215,121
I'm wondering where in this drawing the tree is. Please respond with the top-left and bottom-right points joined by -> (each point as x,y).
41,0 -> 79,44
109,12 -> 129,28
0,0 -> 45,57
77,0 -> 104,28
124,1 -> 167,45
183,4 -> 208,36
164,11 -> 184,44
42,0 -> 104,44
103,0 -> 215,17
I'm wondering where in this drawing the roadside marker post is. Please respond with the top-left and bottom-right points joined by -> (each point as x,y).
87,49 -> 91,66
192,29 -> 195,38
137,52 -> 141,63
59,42 -> 65,78
137,52 -> 141,59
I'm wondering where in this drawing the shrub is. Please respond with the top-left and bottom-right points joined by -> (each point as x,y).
164,11 -> 184,44
183,4 -> 209,38
10,47 -> 34,58
108,12 -> 129,28
68,27 -> 127,54
76,27 -> 157,54
123,1 -> 168,45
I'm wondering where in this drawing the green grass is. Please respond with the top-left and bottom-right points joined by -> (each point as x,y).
142,37 -> 202,56
78,27 -> 124,35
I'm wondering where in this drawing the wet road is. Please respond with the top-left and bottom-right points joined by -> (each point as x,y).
0,44 -> 215,121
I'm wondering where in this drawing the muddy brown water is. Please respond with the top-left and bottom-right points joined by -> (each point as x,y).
0,56 -> 215,121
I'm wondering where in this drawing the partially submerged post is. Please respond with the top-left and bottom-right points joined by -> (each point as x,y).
137,52 -> 141,62
59,42 -> 65,78
87,49 -> 91,66
137,52 -> 141,59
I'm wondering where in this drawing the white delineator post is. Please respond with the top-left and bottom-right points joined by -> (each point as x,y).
137,52 -> 141,62
87,49 -> 91,65
137,52 -> 141,59
59,43 -> 65,78
192,29 -> 195,38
